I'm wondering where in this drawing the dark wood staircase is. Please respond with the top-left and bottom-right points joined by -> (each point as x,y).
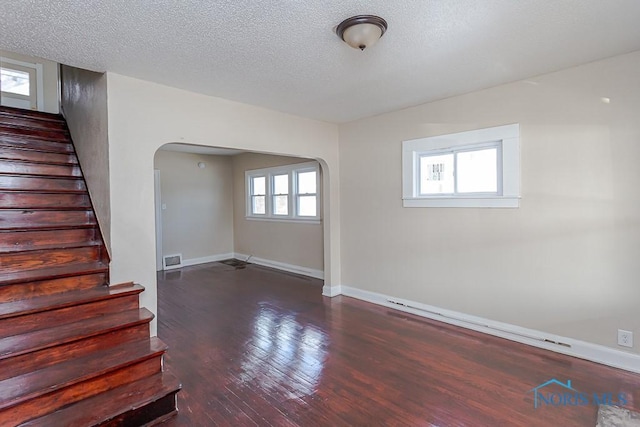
0,106 -> 180,426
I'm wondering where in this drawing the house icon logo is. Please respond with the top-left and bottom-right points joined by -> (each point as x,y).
529,379 -> 576,409
528,378 -> 629,409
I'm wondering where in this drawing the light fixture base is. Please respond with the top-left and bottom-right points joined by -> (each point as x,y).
336,15 -> 388,51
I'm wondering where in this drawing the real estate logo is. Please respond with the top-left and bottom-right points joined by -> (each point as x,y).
528,378 -> 628,409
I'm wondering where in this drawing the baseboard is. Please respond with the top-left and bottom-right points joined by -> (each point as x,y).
322,285 -> 342,297
340,286 -> 640,374
181,253 -> 235,267
234,253 -> 324,280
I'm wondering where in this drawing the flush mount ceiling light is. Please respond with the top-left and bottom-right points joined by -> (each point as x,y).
336,15 -> 388,51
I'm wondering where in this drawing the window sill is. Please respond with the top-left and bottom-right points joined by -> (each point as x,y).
403,196 -> 520,208
245,216 -> 322,224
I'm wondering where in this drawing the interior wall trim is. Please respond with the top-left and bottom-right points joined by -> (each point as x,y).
234,252 -> 324,280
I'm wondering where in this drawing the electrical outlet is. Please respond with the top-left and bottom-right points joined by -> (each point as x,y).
618,329 -> 633,348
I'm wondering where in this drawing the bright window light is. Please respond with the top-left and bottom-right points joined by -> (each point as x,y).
246,162 -> 320,221
457,148 -> 498,193
1,67 -> 30,96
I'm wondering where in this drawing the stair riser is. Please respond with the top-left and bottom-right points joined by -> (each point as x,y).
0,115 -> 67,131
0,325 -> 149,381
0,294 -> 141,338
0,192 -> 91,210
99,392 -> 178,427
0,210 -> 94,230
0,175 -> 85,192
0,273 -> 107,302
1,246 -> 101,273
0,228 -> 97,252
0,137 -> 74,153
0,126 -> 69,142
0,147 -> 76,164
0,161 -> 81,177
0,357 -> 163,425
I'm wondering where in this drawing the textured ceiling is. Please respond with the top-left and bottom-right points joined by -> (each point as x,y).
1,1 -> 640,123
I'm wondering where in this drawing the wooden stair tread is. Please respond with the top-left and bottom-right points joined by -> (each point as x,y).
0,240 -> 101,254
0,159 -> 81,177
0,307 -> 154,360
0,125 -> 69,140
0,228 -> 98,254
0,147 -> 77,165
0,107 -> 64,123
0,337 -> 166,411
0,175 -> 86,193
0,262 -> 109,286
0,192 -> 91,210
0,133 -> 69,144
0,155 -> 78,167
0,138 -> 74,154
0,209 -> 95,231
0,224 -> 97,233
0,120 -> 65,133
0,283 -> 142,320
20,371 -> 181,427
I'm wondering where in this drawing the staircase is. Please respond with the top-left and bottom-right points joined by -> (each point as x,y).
0,106 -> 180,426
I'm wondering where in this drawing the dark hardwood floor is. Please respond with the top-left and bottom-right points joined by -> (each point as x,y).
157,262 -> 640,426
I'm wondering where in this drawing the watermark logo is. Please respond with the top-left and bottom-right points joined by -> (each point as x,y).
528,378 -> 628,409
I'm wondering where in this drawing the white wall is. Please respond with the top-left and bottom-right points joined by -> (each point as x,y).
154,150 -> 234,263
338,51 -> 640,353
107,73 -> 340,335
0,49 -> 59,114
60,65 -> 111,252
232,152 -> 323,272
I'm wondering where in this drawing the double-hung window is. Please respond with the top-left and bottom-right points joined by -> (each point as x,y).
272,174 -> 289,216
403,124 -> 520,208
296,169 -> 318,217
249,175 -> 267,215
246,161 -> 320,222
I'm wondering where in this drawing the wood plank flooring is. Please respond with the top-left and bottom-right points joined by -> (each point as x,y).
157,262 -> 640,426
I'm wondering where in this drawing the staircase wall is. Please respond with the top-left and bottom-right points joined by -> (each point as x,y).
60,65 -> 111,254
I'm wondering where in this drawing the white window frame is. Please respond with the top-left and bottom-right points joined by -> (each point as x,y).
246,161 -> 320,223
249,174 -> 267,216
0,57 -> 44,111
402,124 -> 520,208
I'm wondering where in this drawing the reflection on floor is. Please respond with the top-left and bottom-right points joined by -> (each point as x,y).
157,262 -> 640,426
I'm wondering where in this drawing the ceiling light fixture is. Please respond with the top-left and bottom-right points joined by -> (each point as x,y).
336,15 -> 387,51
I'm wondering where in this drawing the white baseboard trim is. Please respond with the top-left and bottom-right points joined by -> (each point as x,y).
322,285 -> 342,297
340,286 -> 640,374
181,253 -> 235,267
234,253 -> 324,280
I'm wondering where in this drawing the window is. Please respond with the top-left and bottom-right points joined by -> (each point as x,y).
402,124 -> 520,208
249,176 -> 266,215
1,67 -> 30,96
272,174 -> 289,215
1,58 -> 40,110
296,170 -> 317,217
246,161 -> 320,222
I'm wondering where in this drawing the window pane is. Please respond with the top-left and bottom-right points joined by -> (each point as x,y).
252,176 -> 265,195
298,195 -> 316,216
0,67 -> 30,96
273,195 -> 288,215
252,195 -> 265,214
297,171 -> 316,194
457,148 -> 497,193
273,174 -> 288,194
420,154 -> 454,195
